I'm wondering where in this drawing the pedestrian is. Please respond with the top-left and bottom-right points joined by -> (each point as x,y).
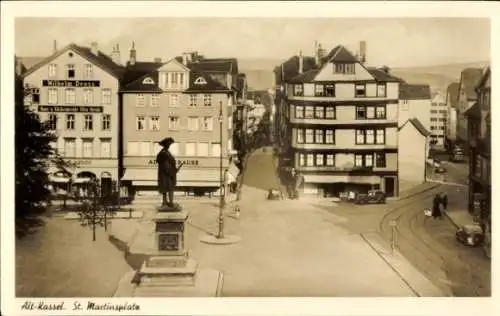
285,168 -> 296,199
291,168 -> 304,200
431,193 -> 444,220
441,192 -> 448,211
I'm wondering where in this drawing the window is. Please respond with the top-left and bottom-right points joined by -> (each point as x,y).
295,105 -> 304,118
439,110 -> 447,114
325,84 -> 335,97
188,117 -> 199,131
297,129 -> 304,144
305,129 -> 314,143
83,115 -> 93,131
67,64 -> 75,78
139,142 -> 150,156
366,107 -> 375,119
430,118 -> 438,122
48,64 -> 57,77
355,154 -> 363,167
142,77 -> 154,85
298,153 -> 305,166
430,126 -> 436,131
170,94 -> 179,107
334,63 -> 355,74
355,84 -> 366,97
179,73 -> 184,85
431,103 -> 438,107
127,142 -> 139,156
151,94 -> 159,107
293,84 -> 303,96
377,84 -> 386,97
150,116 -> 160,131
136,116 -> 145,131
204,94 -> 212,106
366,130 -> 375,144
84,64 -> 93,78
355,154 -> 374,167
100,138 -> 111,158
83,89 -> 93,105
376,129 -> 385,144
314,106 -> 324,119
101,89 -> 111,105
65,88 -> 76,104
316,154 -> 324,166
326,154 -> 335,166
64,138 -> 76,157
136,94 -> 145,107
305,106 -> 314,119
189,94 -> 197,107
376,153 -> 386,167
439,118 -> 447,122
66,114 -> 75,130
102,114 -> 111,131
194,77 -> 207,85
211,143 -> 221,157
365,155 -> 373,167
356,106 -> 366,119
325,129 -> 334,144
202,117 -> 213,131
315,84 -> 325,97
228,116 -> 233,129
356,130 -> 365,144
430,110 -> 438,114
48,114 -> 57,130
169,116 -> 179,130
26,88 -> 40,104
376,106 -> 386,119
401,100 -> 409,110
306,154 -> 314,166
315,129 -> 324,143
48,88 -> 57,104
82,139 -> 93,158
197,143 -> 209,156
325,106 -> 335,119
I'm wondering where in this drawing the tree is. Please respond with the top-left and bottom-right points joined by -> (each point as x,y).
15,75 -> 64,237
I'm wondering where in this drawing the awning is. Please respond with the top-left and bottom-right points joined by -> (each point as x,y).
73,177 -> 92,184
49,175 -> 70,183
303,174 -> 381,185
122,168 -> 222,187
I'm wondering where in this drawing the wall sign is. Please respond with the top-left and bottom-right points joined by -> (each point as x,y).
67,160 -> 92,166
42,80 -> 100,87
148,159 -> 199,166
38,106 -> 103,113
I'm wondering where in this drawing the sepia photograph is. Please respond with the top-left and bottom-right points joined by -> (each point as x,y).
1,2 -> 497,315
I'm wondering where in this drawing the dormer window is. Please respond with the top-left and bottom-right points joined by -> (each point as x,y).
293,84 -> 303,96
194,77 -> 207,85
334,63 -> 355,75
142,77 -> 155,85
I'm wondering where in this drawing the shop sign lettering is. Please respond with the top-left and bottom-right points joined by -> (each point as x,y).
42,80 -> 100,87
148,159 -> 199,166
68,160 -> 92,166
38,106 -> 103,113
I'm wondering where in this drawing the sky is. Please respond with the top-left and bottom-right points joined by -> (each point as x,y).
15,17 -> 490,68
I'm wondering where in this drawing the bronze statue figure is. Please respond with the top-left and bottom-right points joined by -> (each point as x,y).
156,137 -> 184,207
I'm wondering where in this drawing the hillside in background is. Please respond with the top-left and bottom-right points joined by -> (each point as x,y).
239,59 -> 490,94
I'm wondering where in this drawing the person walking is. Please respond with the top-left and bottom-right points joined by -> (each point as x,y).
431,192 -> 444,220
285,168 -> 296,199
291,168 -> 304,200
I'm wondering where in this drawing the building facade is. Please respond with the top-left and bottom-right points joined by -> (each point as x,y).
22,42 -> 123,194
120,48 -> 243,198
466,67 -> 491,258
444,82 -> 459,151
274,42 -> 404,197
429,92 -> 447,148
456,68 -> 483,151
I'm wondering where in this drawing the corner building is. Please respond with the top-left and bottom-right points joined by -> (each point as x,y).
120,48 -> 241,198
275,42 -> 403,197
22,42 -> 123,191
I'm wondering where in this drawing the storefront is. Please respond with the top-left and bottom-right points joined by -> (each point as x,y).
302,174 -> 382,197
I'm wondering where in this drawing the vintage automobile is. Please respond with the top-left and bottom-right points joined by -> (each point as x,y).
456,224 -> 484,247
434,166 -> 447,174
354,190 -> 386,205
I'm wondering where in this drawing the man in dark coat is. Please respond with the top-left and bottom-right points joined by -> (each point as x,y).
156,137 -> 180,207
432,192 -> 445,219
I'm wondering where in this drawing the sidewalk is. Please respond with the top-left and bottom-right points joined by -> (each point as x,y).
445,209 -> 475,229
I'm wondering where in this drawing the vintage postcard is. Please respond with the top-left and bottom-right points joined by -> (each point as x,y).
1,1 -> 497,315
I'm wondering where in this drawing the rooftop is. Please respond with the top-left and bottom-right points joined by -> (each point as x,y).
399,84 -> 431,100
459,68 -> 484,100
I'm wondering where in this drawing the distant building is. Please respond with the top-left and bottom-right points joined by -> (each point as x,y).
429,92 -> 447,148
444,82 -> 459,150
273,41 -> 405,198
466,66 -> 491,258
398,118 -> 431,192
456,68 -> 484,151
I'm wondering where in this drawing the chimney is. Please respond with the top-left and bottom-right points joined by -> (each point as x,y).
53,40 -> 58,54
154,57 -> 162,63
90,41 -> 98,55
381,65 -> 390,74
359,41 -> 366,63
111,44 -> 121,65
129,41 -> 136,66
298,51 -> 304,74
316,43 -> 325,66
182,52 -> 189,65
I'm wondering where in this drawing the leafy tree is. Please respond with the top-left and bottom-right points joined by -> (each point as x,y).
14,75 -> 66,237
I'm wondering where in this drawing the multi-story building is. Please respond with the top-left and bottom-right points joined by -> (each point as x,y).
444,82 -> 459,151
429,92 -> 447,148
22,42 -> 124,194
465,67 -> 491,258
456,68 -> 484,151
274,42 -> 405,198
119,46 -> 244,198
398,83 -> 431,130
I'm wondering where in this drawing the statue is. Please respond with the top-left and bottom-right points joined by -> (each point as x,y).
156,137 -> 184,209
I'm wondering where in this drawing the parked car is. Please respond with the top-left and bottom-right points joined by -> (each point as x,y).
354,190 -> 386,205
456,224 -> 484,247
434,166 -> 447,174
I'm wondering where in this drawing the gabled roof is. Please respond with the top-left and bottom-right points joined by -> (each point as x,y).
399,84 -> 431,100
321,45 -> 358,64
22,43 -> 124,79
275,55 -> 317,83
289,69 -> 320,83
367,68 -> 405,83
399,118 -> 431,137
184,72 -> 231,93
120,61 -> 163,91
120,71 -> 162,93
189,58 -> 238,74
16,56 -> 45,73
475,66 -> 491,90
446,82 -> 460,108
459,68 -> 484,100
